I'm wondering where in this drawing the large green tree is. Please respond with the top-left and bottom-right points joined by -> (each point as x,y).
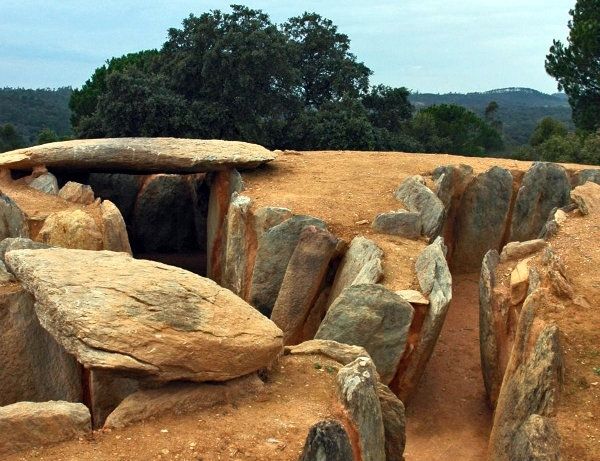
0,124 -> 25,152
546,0 -> 600,131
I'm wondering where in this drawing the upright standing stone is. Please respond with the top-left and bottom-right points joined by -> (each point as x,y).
222,194 -> 253,297
394,175 -> 445,239
452,166 -> 513,272
510,162 -> 571,242
37,209 -> 103,250
0,193 -> 29,240
299,420 -> 356,461
336,357 -> 386,461
327,236 -> 384,307
249,215 -> 325,316
88,173 -> 142,221
100,200 -> 132,253
271,226 -> 338,345
316,284 -> 414,384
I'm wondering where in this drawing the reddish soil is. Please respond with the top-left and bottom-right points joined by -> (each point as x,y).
5,355 -> 340,461
404,273 -> 492,461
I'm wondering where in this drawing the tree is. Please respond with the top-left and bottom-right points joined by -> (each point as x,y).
37,128 -> 59,145
362,85 -> 413,133
411,104 -> 504,156
0,124 -> 24,152
484,101 -> 503,133
529,117 -> 568,146
282,12 -> 371,108
534,133 -> 581,163
546,0 -> 600,131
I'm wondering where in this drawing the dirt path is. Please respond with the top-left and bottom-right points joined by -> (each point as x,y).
404,273 -> 492,461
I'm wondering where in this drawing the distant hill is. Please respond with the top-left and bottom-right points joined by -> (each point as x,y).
409,87 -> 574,146
0,87 -> 73,144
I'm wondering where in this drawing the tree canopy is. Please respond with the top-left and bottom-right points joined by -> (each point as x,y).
546,0 -> 600,131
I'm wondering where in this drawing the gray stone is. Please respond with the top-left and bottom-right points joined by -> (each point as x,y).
316,284 -> 414,384
299,420 -> 355,461
432,163 -> 474,210
371,210 -> 422,238
0,138 -> 276,173
253,206 -> 293,240
0,261 -> 14,283
489,292 -> 564,461
29,172 -> 59,195
88,173 -> 142,221
394,175 -> 445,239
510,414 -> 561,461
0,194 -> 29,241
0,237 -> 50,264
0,286 -> 82,406
249,215 -> 326,316
222,193 -> 253,297
500,239 -> 547,262
336,357 -> 386,461
576,168 -> 600,186
452,166 -> 513,272
327,236 -> 384,307
0,401 -> 91,456
284,339 -> 371,366
396,237 -> 452,401
271,226 -> 339,345
6,248 -> 283,382
132,174 -> 199,252
377,383 -> 406,461
479,249 -> 502,408
510,162 -> 571,242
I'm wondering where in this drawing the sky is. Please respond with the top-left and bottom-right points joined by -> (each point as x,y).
0,0 -> 574,94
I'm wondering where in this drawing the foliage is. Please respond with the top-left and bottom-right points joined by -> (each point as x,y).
0,124 -> 25,153
546,0 -> 600,131
37,128 -> 59,145
0,87 -> 72,144
529,117 -> 568,146
410,104 -> 504,156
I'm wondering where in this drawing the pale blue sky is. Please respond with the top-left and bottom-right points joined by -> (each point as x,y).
0,1 -> 574,93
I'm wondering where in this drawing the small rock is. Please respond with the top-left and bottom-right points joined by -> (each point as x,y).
58,181 -> 95,204
371,210 -> 422,239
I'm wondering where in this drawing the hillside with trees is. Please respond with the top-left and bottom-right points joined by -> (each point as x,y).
0,87 -> 72,145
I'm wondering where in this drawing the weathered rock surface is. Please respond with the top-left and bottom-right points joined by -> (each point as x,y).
371,210 -> 421,238
29,172 -> 59,195
249,215 -> 326,316
0,401 -> 91,456
500,239 -> 546,262
316,284 -> 414,384
377,382 -> 406,461
105,373 -> 263,429
336,357 -> 386,461
132,174 -> 200,252
207,169 -> 242,282
0,193 -> 29,240
432,164 -> 474,210
510,259 -> 530,305
395,237 -> 452,401
6,248 -> 283,382
222,194 -> 253,297
510,414 -> 561,461
38,209 -> 103,250
327,236 -> 384,307
88,173 -> 141,221
510,162 -> 571,242
58,181 -> 95,204
479,250 -> 502,408
90,370 -> 139,429
396,289 -> 429,305
576,168 -> 600,186
299,420 -> 355,461
0,138 -> 276,173
284,339 -> 370,366
253,206 -> 293,239
271,226 -> 338,345
0,285 -> 82,406
0,237 -> 49,263
452,166 -> 513,272
571,181 -> 600,216
394,175 -> 445,238
489,292 -> 564,461
100,200 -> 131,253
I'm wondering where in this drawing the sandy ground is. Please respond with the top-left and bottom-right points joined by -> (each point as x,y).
4,356 -> 340,461
404,273 -> 492,461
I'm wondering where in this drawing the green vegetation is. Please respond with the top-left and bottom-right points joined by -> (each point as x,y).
68,5 -> 503,157
546,0 -> 600,132
0,124 -> 25,152
0,87 -> 72,145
